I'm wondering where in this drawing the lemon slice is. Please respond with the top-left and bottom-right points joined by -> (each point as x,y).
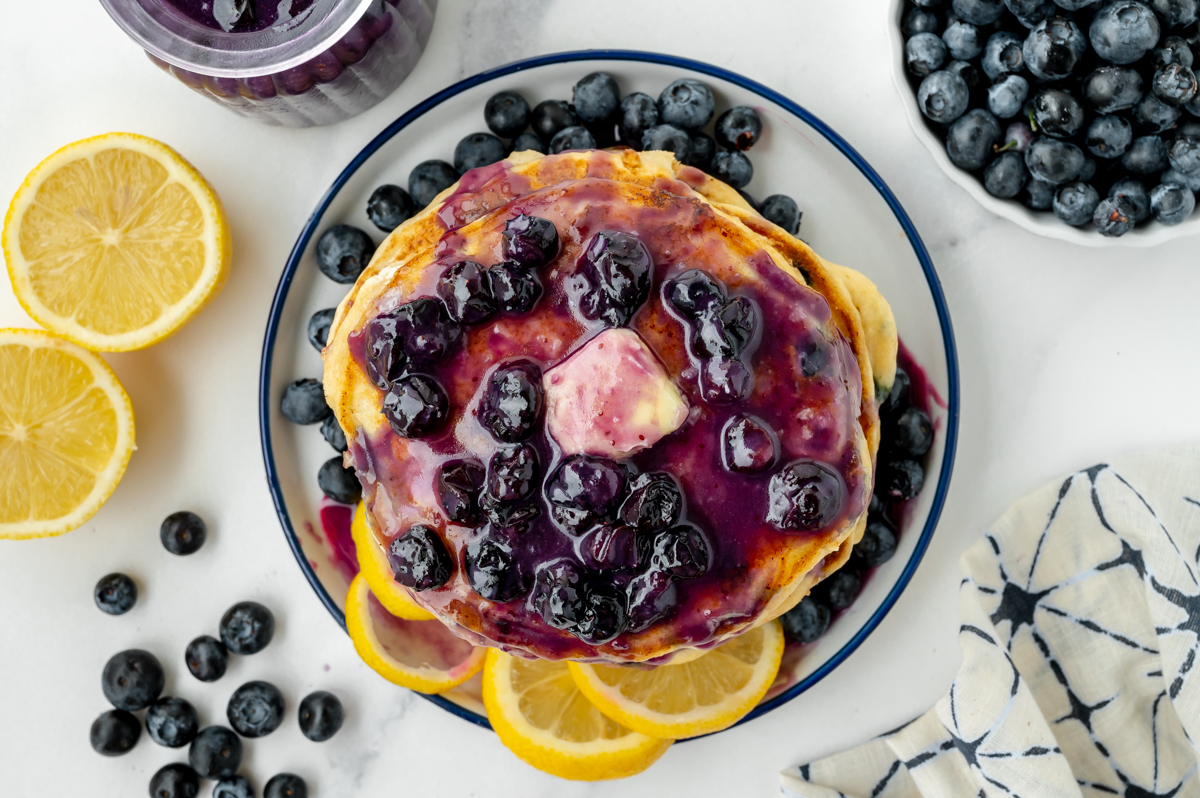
349,501 -> 436,621
344,573 -> 484,693
568,619 -> 784,740
0,329 -> 135,539
3,133 -> 231,352
482,649 -> 672,781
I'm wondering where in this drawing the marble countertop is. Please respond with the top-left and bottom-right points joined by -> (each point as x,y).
3,1 -> 1199,795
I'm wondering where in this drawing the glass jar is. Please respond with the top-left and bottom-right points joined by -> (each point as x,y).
100,0 -> 436,127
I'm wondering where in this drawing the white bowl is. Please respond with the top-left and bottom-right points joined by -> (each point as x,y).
888,0 -> 1200,247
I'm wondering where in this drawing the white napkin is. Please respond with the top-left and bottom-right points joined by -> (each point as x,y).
781,444 -> 1200,798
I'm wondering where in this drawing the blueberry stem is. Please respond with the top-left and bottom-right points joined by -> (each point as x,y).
994,139 -> 1016,153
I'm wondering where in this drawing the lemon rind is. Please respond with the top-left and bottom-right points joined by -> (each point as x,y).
349,501 -> 436,621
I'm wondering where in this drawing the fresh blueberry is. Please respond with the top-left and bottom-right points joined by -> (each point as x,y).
641,124 -> 691,162
1025,177 -> 1058,209
465,524 -> 529,602
478,361 -> 543,443
502,214 -> 559,268
1053,182 -> 1101,226
576,230 -> 653,327
1093,195 -> 1138,235
1001,120 -> 1036,153
779,596 -> 831,644
485,90 -> 530,138
1054,0 -> 1101,7
1110,179 -> 1152,221
510,131 -> 547,155
1154,36 -> 1195,68
720,414 -> 778,474
454,132 -> 507,174
643,524 -> 710,579
227,681 -> 285,738
888,407 -> 935,458
315,225 -> 374,284
90,709 -> 141,756
320,415 -> 347,454
213,776 -> 255,798
817,569 -> 862,611
903,7 -> 941,36
1031,89 -> 1085,138
436,460 -> 485,525
532,559 -> 587,630
1150,181 -> 1196,223
945,60 -> 984,94
911,0 -> 940,6
487,443 -> 540,504
189,726 -> 242,780
530,99 -> 580,144
549,125 -> 597,154
946,109 -> 1001,171
219,601 -> 275,656
366,184 -> 414,232
94,572 -> 137,615
148,764 -> 200,798
1164,164 -> 1200,190
1083,67 -> 1144,113
1154,64 -> 1199,105
906,32 -> 948,76
759,194 -> 802,234
408,160 -> 459,208
581,524 -> 640,571
657,79 -> 715,130
102,649 -> 164,711
879,459 -> 925,501
1077,157 -> 1098,183
619,473 -> 683,532
953,0 -> 1005,23
917,70 -> 970,124
388,524 -> 453,590
573,72 -> 620,124
1122,135 -> 1169,175
160,510 -> 207,556
687,133 -> 716,169
574,580 -> 628,644
1171,136 -> 1200,174
264,774 -> 307,798
1090,1 -> 1161,65
317,457 -> 361,504
487,262 -> 542,314
943,20 -> 983,60
1150,0 -> 1199,26
856,520 -> 899,567
665,269 -> 727,318
437,260 -> 495,325
984,150 -> 1030,198
1134,94 -> 1182,132
699,357 -> 755,404
714,106 -> 763,151
546,454 -> 627,526
146,697 -> 199,748
1086,115 -> 1133,160
988,75 -> 1029,119
1004,0 -> 1057,27
1023,16 -> 1087,80
298,691 -> 344,742
185,635 -> 227,682
307,308 -> 335,352
280,379 -> 330,425
382,374 -> 449,439
618,92 -> 660,148
625,568 -> 678,632
767,460 -> 844,532
709,150 -> 753,189
1026,137 -> 1085,183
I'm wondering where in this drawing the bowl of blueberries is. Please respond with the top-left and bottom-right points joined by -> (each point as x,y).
893,0 -> 1200,243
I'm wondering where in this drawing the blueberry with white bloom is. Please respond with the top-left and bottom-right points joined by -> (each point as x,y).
1083,67 -> 1144,113
1162,167 -> 1200,191
982,31 -> 1026,79
1090,1 -> 1161,66
917,71 -> 970,124
1024,177 -> 1057,209
953,0 -> 1005,24
1026,137 -> 1085,184
1169,137 -> 1200,173
1024,16 -> 1087,81
1133,94 -> 1182,133
1150,182 -> 1196,223
1004,0 -> 1056,27
907,32 -> 948,76
946,109 -> 1001,171
1053,182 -> 1101,226
1121,135 -> 1169,175
984,151 -> 1029,198
943,21 -> 984,60
1086,115 -> 1133,159
1148,0 -> 1199,28
1109,179 -> 1152,221
988,75 -> 1029,118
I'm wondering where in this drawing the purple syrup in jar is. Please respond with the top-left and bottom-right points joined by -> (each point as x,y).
165,0 -> 318,33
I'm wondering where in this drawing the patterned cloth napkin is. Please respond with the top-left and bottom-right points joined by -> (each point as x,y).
781,444 -> 1200,798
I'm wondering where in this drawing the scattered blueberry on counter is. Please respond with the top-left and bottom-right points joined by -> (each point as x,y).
90,708 -> 142,756
227,681 -> 286,738
899,0 -> 1200,235
185,634 -> 228,683
94,572 -> 137,615
102,649 -> 165,711
189,726 -> 243,780
146,696 -> 200,748
149,763 -> 201,798
219,601 -> 275,656
298,691 -> 345,742
264,773 -> 308,798
213,775 -> 256,798
160,511 -> 207,556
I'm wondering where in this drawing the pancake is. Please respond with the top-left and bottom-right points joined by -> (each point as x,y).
323,149 -> 897,663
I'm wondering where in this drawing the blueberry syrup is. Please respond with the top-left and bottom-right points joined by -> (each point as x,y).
316,497 -> 359,584
164,0 -> 318,34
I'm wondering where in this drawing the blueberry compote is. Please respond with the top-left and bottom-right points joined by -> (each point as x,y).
344,151 -> 877,661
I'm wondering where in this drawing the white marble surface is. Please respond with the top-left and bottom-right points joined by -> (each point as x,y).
2,1 -> 1199,796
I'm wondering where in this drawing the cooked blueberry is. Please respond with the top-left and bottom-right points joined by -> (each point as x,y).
572,72 -> 620,124
1083,67 -> 1144,114
185,635 -> 227,682
779,596 -> 831,644
619,473 -> 683,532
227,680 -> 285,738
641,123 -> 691,162
987,75 -> 1029,119
281,379 -> 331,425
953,0 -> 1004,23
437,460 -> 484,525
546,454 -> 627,525
298,690 -> 344,742
665,269 -> 727,318
759,194 -> 801,234
907,31 -> 948,77
530,99 -> 579,144
576,230 -> 653,327
658,79 -> 715,130
798,337 -> 830,377
714,106 -> 763,151
103,649 -> 164,711
264,774 -> 307,798
903,7 -> 940,36
856,519 -> 898,567
315,225 -> 374,284
189,726 -> 242,780
481,497 -> 541,528
879,459 -> 925,501
465,525 -> 529,602
219,601 -> 275,655
1025,177 -> 1057,210
946,109 -> 1001,171
1085,116 -> 1133,161
366,184 -> 414,232
485,90 -> 530,138
1150,0 -> 1199,26
575,581 -> 628,644
532,559 -> 587,629
917,70 -> 969,124
1093,195 -> 1138,235
1025,137 -> 1085,184
981,31 -> 1025,79
94,572 -> 137,615
880,366 -> 911,419
618,92 -> 660,148
625,569 -> 678,632
1121,135 -> 1169,175
388,524 -> 453,590
581,524 -> 640,571
817,569 -> 862,611
1109,179 -> 1152,221
1134,93 -> 1183,133
478,361 -> 543,443
644,524 -> 710,579
149,764 -> 200,798
767,460 -> 844,532
687,133 -> 716,169
213,776 -> 254,798
721,415 -> 778,474
693,296 -> 761,358
549,125 -> 597,154
1090,1 -> 1161,65
943,20 -> 983,60
1150,181 -> 1196,224
317,457 -> 361,503
1031,89 -> 1084,139
408,160 -> 459,208
699,357 -> 754,404
437,260 -> 495,325
984,150 -> 1029,198
487,443 -> 539,504
213,0 -> 254,29
453,132 -> 507,174
382,374 -> 449,439
319,415 -> 347,453
90,709 -> 140,756
1053,182 -> 1101,226
502,214 -> 559,268
487,262 -> 542,314
1154,35 -> 1194,69
511,131 -> 547,155
1154,64 -> 1199,106
710,150 -> 753,189
1004,0 -> 1056,28
146,696 -> 199,748
1023,16 -> 1086,80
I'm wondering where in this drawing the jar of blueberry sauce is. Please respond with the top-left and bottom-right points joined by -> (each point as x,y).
100,0 -> 436,127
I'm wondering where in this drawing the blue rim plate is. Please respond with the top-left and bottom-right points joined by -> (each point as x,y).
259,49 -> 960,734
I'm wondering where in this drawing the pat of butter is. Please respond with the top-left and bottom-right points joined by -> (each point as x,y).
543,328 -> 689,459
